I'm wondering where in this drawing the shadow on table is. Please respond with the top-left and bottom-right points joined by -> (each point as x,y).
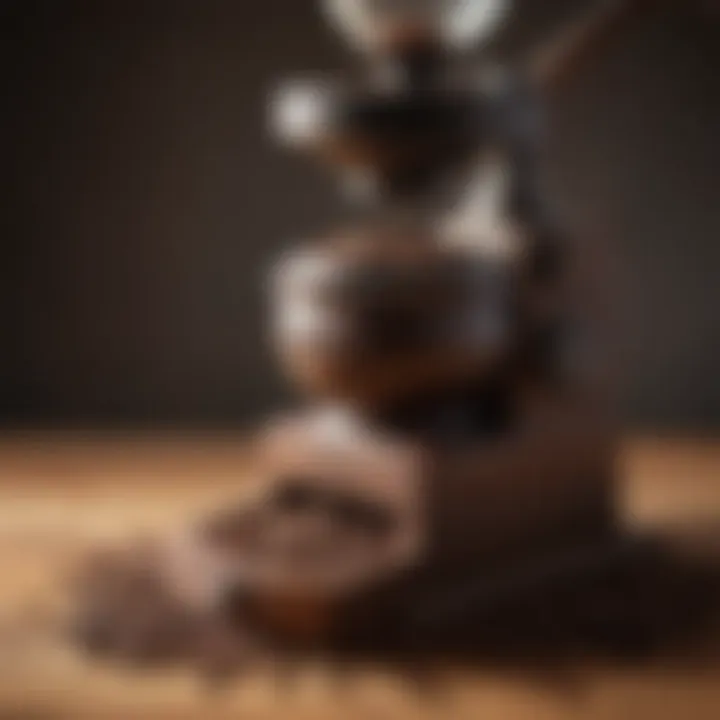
330,528 -> 720,684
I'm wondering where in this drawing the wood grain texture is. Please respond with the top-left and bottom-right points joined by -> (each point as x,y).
0,434 -> 719,719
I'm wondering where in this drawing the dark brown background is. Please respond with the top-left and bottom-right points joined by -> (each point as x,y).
1,0 -> 718,429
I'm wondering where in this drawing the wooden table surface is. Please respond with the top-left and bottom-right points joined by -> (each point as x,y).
1,433 -> 719,720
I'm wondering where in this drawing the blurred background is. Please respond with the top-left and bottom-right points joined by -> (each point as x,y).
0,4 -> 719,718
1,0 -> 718,431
